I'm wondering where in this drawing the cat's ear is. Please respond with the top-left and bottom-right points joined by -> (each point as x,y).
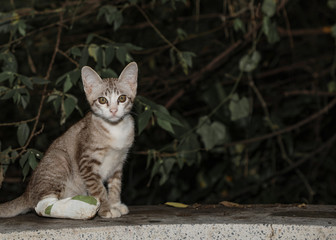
81,66 -> 103,96
118,62 -> 138,98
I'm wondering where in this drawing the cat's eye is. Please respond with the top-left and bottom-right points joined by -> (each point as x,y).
118,95 -> 127,103
98,97 -> 107,104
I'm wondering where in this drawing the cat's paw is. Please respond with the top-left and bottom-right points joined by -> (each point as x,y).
113,203 -> 129,215
98,203 -> 129,218
98,207 -> 122,218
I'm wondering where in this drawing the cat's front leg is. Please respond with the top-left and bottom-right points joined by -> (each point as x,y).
106,170 -> 129,217
79,160 -> 115,218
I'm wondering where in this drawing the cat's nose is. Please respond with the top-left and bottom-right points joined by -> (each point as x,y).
110,108 -> 118,115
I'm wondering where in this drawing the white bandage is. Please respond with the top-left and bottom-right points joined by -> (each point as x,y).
35,195 -> 100,220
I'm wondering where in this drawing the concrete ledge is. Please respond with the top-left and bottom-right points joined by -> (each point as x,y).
0,204 -> 335,239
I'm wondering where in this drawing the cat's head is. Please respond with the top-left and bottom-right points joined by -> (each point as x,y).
81,62 -> 138,123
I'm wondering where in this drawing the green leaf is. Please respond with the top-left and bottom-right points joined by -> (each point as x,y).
22,161 -> 30,181
85,34 -> 95,45
163,157 -> 175,175
64,96 -> 77,118
79,47 -> 89,67
69,69 -> 80,85
30,148 -> 43,159
331,24 -> 336,39
262,0 -> 277,17
19,151 -> 29,168
0,51 -> 17,72
96,47 -> 103,69
52,96 -> 62,113
20,76 -> 33,89
72,195 -> 98,206
113,11 -> 123,31
45,205 -> 53,215
229,94 -> 250,121
17,123 -> 30,147
328,81 -> 336,92
18,20 -> 26,36
98,5 -> 117,24
263,17 -> 280,44
157,118 -> 175,134
138,109 -> 153,135
159,164 -> 169,185
196,117 -> 227,150
28,151 -> 38,170
63,75 -> 73,93
328,0 -> 336,9
178,133 -> 200,166
70,47 -> 82,57
32,77 -> 49,85
177,28 -> 188,40
1,89 -> 15,100
104,45 -> 115,67
20,91 -> 30,109
154,109 -> 183,127
101,68 -> 118,78
177,51 -> 196,74
88,44 -> 99,62
116,46 -> 127,65
150,160 -> 161,181
181,51 -> 196,68
0,72 -> 12,82
239,51 -> 261,72
233,18 -> 246,33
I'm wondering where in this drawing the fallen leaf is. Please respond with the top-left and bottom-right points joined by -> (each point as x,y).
220,201 -> 243,208
297,203 -> 307,208
165,202 -> 189,208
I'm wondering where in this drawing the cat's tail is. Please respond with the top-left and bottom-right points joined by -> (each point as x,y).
0,193 -> 31,218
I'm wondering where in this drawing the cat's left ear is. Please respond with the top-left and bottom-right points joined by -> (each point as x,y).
119,62 -> 138,98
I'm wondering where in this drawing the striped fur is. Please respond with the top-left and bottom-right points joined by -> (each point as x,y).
0,62 -> 138,218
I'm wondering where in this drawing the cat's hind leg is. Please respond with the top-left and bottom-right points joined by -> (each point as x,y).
35,195 -> 100,220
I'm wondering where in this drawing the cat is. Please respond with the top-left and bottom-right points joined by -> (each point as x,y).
0,62 -> 138,219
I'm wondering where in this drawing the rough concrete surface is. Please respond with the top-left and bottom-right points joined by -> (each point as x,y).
0,204 -> 335,239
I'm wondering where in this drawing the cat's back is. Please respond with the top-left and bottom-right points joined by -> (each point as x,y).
44,112 -> 92,159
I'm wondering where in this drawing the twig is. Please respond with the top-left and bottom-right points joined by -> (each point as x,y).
135,4 -> 179,53
225,96 -> 336,147
16,11 -> 64,159
277,26 -> 332,37
284,90 -> 336,97
165,39 -> 243,109
58,49 -> 79,68
229,132 -> 336,201
164,15 -> 265,109
0,117 -> 37,127
248,76 -> 315,199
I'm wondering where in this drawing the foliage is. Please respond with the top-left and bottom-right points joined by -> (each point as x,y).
1,0 -> 336,205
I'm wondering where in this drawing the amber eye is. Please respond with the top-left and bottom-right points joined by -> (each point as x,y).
98,97 -> 107,104
118,95 -> 127,103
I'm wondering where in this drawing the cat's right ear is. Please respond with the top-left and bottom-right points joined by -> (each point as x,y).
81,66 -> 103,96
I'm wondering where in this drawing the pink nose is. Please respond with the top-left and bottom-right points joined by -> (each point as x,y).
110,108 -> 118,115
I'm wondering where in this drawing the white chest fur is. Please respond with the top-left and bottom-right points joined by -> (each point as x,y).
94,115 -> 134,181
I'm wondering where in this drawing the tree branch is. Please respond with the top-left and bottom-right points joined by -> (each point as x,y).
225,96 -> 336,147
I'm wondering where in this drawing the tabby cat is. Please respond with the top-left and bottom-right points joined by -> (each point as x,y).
0,62 -> 138,219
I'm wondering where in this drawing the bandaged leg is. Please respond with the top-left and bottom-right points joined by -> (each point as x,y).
35,195 -> 100,220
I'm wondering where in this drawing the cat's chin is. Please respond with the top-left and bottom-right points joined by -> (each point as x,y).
104,115 -> 126,124
107,117 -> 123,124
92,112 -> 123,124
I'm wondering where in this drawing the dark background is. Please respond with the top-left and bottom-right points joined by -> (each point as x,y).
1,0 -> 336,205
